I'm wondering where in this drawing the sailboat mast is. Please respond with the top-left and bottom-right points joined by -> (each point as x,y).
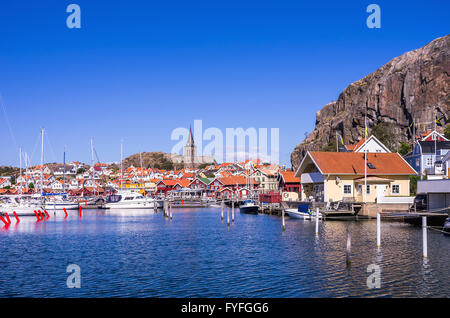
120,140 -> 123,190
63,146 -> 66,194
19,147 -> 22,196
40,128 -> 44,195
91,138 -> 95,197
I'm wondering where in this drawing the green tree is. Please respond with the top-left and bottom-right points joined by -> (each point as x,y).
371,123 -> 397,152
444,125 -> 450,140
398,142 -> 411,156
29,183 -> 34,189
77,168 -> 86,174
322,140 -> 337,152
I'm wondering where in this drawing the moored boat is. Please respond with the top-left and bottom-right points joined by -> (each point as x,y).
285,208 -> 322,220
105,191 -> 156,209
239,200 -> 259,214
443,218 -> 450,235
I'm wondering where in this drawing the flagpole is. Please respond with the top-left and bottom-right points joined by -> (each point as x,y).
336,131 -> 338,152
364,115 -> 367,204
434,110 -> 437,164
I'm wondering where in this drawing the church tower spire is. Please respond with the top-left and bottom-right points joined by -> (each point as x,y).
184,126 -> 197,169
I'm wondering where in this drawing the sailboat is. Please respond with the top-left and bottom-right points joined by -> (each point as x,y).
42,144 -> 79,211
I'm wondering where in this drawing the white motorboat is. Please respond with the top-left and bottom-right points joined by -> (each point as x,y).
105,191 -> 156,209
285,208 -> 322,220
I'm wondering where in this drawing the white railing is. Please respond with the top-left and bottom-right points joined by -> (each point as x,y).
377,196 -> 415,204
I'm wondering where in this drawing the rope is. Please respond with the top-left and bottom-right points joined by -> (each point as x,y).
428,226 -> 449,235
0,93 -> 19,151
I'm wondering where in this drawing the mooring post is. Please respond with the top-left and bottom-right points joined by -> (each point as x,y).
227,207 -> 230,226
282,209 -> 286,231
232,200 -> 235,222
376,212 -> 381,247
422,216 -> 428,258
346,230 -> 351,266
221,200 -> 224,220
315,207 -> 319,235
170,200 -> 173,220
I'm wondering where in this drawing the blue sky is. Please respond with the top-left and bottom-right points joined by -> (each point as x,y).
0,0 -> 448,167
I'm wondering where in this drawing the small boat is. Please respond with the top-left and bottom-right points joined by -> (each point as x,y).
239,200 -> 259,214
443,218 -> 450,235
285,208 -> 322,220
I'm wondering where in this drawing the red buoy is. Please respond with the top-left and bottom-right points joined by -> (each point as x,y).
4,213 -> 11,224
13,211 -> 20,223
0,215 -> 8,225
79,206 -> 82,217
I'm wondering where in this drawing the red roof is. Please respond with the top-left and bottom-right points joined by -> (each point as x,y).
219,175 -> 258,186
279,171 -> 300,183
308,152 -> 416,175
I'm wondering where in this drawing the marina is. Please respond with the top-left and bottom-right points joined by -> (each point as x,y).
0,207 -> 449,297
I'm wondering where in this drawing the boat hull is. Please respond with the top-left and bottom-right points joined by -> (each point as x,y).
285,209 -> 322,220
105,202 -> 156,209
240,206 -> 259,214
444,219 -> 450,235
0,206 -> 43,216
44,203 -> 79,210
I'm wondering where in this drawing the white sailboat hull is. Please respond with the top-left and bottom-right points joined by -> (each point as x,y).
44,203 -> 79,210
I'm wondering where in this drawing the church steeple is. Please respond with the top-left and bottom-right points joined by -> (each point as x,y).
184,125 -> 197,169
187,126 -> 195,146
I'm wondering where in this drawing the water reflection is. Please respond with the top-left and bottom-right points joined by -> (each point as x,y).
0,208 -> 449,297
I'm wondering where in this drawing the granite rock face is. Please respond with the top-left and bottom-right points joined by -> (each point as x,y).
291,35 -> 450,170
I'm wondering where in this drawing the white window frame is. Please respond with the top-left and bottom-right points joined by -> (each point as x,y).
426,157 -> 433,167
391,184 -> 400,195
343,184 -> 352,195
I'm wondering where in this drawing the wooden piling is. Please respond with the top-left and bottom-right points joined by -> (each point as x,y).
232,200 -> 235,222
221,200 -> 224,220
315,207 -> 319,235
282,209 -> 286,231
422,216 -> 428,258
170,200 -> 173,220
227,207 -> 230,226
346,230 -> 351,266
377,212 -> 381,248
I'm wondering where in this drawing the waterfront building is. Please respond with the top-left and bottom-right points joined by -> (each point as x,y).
417,179 -> 450,211
403,130 -> 450,179
252,165 -> 280,193
295,151 -> 417,203
344,135 -> 391,153
278,171 -> 300,201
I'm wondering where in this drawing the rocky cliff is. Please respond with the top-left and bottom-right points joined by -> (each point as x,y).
291,35 -> 450,170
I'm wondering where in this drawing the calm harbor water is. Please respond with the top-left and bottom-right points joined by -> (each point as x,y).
0,208 -> 449,297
